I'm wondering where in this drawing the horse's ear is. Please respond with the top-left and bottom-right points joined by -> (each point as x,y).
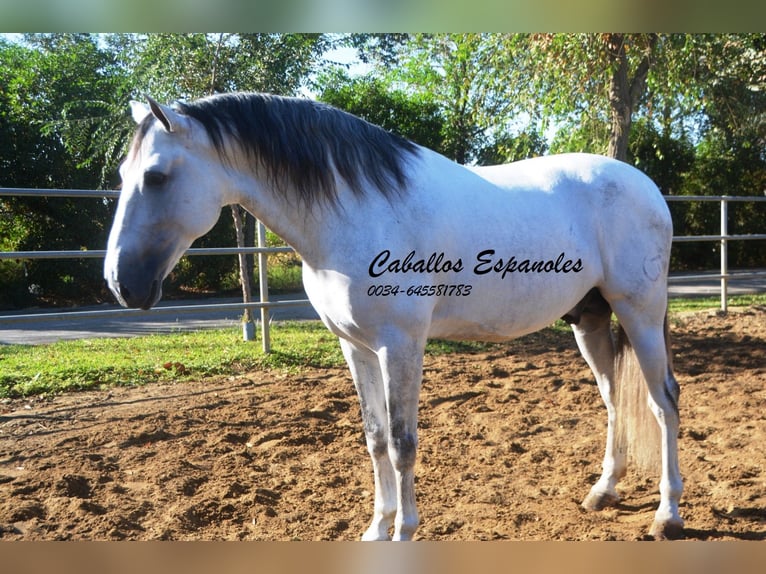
146,96 -> 182,133
130,100 -> 151,124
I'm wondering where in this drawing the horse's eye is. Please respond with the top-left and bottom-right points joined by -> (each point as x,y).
144,170 -> 168,188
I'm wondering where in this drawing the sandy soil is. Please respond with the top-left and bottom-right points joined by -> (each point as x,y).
1,307 -> 764,541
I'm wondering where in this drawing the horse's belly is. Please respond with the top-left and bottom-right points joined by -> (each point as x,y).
428,302 -> 563,342
428,316 -> 547,342
426,269 -> 596,342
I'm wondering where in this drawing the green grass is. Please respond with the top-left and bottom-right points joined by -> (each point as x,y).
668,292 -> 766,313
0,321 -> 344,399
1,294 -> 764,399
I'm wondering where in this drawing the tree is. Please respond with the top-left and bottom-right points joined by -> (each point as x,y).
697,34 -> 766,154
317,71 -> 445,151
499,34 -> 674,161
604,34 -> 658,160
0,34 -> 129,306
349,33 -> 522,164
475,129 -> 548,166
116,33 -> 328,102
1,33 -> 330,308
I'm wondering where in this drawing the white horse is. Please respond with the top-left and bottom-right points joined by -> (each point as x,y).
104,93 -> 683,540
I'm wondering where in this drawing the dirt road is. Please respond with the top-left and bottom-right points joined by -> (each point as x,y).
1,307 -> 764,540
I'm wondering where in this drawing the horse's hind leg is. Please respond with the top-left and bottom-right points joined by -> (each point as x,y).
612,301 -> 684,540
569,304 -> 627,511
340,339 -> 397,540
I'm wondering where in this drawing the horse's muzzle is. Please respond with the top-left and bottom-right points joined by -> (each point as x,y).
105,246 -> 168,310
117,279 -> 160,310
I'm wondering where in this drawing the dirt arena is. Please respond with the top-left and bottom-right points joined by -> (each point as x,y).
1,307 -> 764,541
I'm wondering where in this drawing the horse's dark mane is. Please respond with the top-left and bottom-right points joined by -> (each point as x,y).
136,92 -> 419,207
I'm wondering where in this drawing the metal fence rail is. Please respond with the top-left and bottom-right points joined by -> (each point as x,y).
665,195 -> 766,312
0,299 -> 311,325
0,188 -> 311,352
1,246 -> 295,260
2,188 -> 765,349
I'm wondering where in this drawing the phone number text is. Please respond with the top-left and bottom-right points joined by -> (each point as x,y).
367,284 -> 473,297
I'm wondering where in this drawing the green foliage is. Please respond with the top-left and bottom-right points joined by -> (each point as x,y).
0,35 -> 129,306
318,71 -> 445,151
349,33 -> 523,164
628,119 -> 696,196
475,129 -> 548,165
0,320 -> 508,398
0,34 -> 329,307
1,33 -> 765,307
117,33 -> 328,102
667,293 -> 766,313
680,130 -> 766,270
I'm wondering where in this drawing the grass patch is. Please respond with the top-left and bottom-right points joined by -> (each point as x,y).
1,294 -> 763,399
0,321 -> 344,399
668,292 -> 766,313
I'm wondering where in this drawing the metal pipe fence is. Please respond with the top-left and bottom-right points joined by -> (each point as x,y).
2,188 -> 765,349
664,195 -> 766,313
0,188 -> 310,352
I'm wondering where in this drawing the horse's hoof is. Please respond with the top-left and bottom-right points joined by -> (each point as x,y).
361,523 -> 393,541
581,490 -> 620,511
361,530 -> 391,541
648,518 -> 685,540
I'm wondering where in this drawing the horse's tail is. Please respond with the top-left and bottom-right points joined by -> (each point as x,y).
613,312 -> 676,473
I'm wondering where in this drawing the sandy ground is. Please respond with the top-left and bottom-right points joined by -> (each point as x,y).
1,307 -> 764,541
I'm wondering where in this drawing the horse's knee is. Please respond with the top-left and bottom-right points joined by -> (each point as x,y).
365,427 -> 388,460
389,422 -> 417,470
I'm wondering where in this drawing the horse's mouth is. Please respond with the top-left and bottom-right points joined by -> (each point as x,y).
141,279 -> 161,310
116,278 -> 161,310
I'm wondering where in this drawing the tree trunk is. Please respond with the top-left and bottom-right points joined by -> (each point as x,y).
244,212 -> 256,285
606,34 -> 631,161
605,34 -> 658,161
230,205 -> 254,339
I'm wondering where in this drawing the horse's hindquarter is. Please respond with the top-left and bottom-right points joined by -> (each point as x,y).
306,152 -> 670,346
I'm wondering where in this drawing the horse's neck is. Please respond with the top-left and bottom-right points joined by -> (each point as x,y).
231,153 -> 429,269
233,177 -> 345,269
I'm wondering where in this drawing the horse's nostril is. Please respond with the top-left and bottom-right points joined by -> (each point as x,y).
119,283 -> 132,302
142,280 -> 160,310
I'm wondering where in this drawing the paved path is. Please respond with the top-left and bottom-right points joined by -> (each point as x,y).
0,293 -> 318,345
1,272 -> 764,345
667,271 -> 766,298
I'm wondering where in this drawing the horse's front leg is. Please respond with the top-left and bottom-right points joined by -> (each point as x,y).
377,335 -> 426,541
340,339 -> 397,540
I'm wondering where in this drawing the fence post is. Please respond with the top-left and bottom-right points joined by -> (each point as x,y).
256,220 -> 271,353
720,197 -> 728,313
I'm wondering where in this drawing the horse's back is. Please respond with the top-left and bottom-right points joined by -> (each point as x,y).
466,152 -> 673,267
467,153 -> 674,316
470,153 -> 664,208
